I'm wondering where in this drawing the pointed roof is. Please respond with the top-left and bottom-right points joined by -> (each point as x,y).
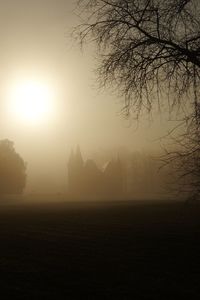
103,157 -> 122,176
85,159 -> 100,173
102,160 -> 112,172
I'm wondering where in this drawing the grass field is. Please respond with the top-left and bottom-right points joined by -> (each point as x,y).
0,199 -> 200,298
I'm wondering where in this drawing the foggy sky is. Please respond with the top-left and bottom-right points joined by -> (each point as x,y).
0,0 -> 173,193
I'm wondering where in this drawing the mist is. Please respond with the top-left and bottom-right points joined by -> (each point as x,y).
0,0 -> 176,198
0,1 -> 200,299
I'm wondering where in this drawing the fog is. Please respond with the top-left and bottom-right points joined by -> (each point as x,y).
0,2 -> 199,299
0,0 -> 175,196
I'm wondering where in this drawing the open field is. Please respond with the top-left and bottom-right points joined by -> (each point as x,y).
0,199 -> 200,298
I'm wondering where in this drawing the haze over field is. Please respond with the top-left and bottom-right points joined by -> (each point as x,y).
0,1 -> 200,298
0,0 -> 175,195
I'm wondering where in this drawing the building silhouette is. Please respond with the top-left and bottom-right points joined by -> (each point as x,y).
68,146 -> 125,199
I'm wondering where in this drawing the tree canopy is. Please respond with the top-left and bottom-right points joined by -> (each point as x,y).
76,0 -> 200,117
0,139 -> 27,195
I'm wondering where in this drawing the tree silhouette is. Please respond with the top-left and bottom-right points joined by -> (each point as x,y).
74,0 -> 200,199
75,0 -> 200,117
161,105 -> 200,199
0,139 -> 27,195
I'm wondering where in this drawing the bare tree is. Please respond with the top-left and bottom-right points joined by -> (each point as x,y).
75,0 -> 200,117
74,0 -> 200,199
160,104 -> 200,200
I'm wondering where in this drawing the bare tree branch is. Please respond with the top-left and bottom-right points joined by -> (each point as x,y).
74,0 -> 200,117
74,0 -> 200,199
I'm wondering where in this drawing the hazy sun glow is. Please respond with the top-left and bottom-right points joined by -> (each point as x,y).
8,80 -> 55,125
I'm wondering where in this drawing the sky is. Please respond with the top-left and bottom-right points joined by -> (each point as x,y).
0,0 -> 173,193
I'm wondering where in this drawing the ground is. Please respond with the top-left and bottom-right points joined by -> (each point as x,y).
0,199 -> 200,298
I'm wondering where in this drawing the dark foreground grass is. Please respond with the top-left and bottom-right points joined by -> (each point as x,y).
0,199 -> 200,299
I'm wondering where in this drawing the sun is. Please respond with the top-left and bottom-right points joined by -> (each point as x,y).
8,79 -> 54,125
